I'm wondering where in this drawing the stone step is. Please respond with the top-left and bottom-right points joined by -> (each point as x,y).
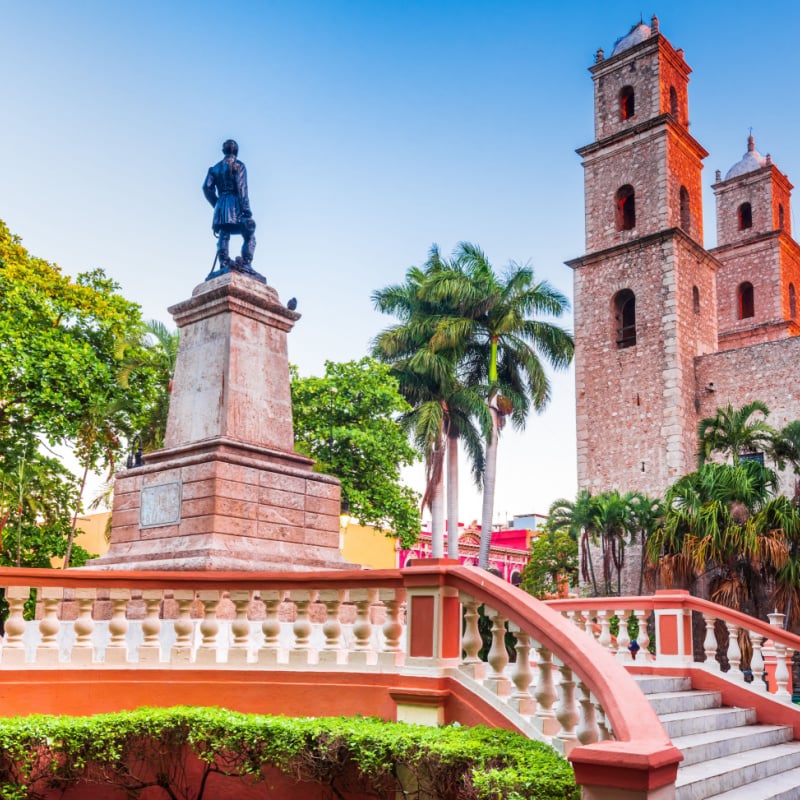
672,723 -> 794,767
659,705 -> 757,738
704,765 -> 800,799
674,741 -> 800,800
646,689 -> 722,715
633,675 -> 692,695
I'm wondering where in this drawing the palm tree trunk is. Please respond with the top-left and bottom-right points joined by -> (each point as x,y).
479,404 -> 500,569
430,453 -> 445,558
446,432 -> 459,560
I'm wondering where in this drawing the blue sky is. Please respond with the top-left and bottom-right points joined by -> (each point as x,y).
4,1 -> 800,525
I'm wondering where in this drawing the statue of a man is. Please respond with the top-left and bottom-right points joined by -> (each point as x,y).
203,139 -> 257,275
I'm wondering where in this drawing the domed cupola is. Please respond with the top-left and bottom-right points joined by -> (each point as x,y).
725,135 -> 768,180
610,21 -> 652,56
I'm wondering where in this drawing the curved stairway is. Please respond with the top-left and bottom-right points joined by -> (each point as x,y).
637,676 -> 800,799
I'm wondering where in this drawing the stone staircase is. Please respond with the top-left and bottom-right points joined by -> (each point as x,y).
636,676 -> 800,799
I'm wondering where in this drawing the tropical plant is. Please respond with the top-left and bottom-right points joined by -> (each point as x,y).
372,246 -> 488,557
519,529 -> 579,599
423,242 -> 574,568
646,460 -> 791,617
697,400 -> 776,467
547,490 -> 600,595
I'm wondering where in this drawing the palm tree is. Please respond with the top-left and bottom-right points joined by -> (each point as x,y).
647,460 -> 787,616
592,490 -> 635,596
627,492 -> 664,595
697,401 -> 776,468
426,243 -> 574,569
547,490 -> 600,596
373,248 -> 488,557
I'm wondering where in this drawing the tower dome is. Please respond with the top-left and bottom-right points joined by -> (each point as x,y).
611,22 -> 652,56
725,135 -> 768,180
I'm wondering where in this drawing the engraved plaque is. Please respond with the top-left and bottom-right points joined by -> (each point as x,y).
140,482 -> 182,528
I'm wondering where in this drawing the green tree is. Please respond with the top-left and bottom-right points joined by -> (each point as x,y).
627,492 -> 664,595
0,220 -> 156,566
424,243 -> 574,569
547,490 -> 600,595
697,400 -> 776,467
519,529 -> 578,599
290,358 -> 422,547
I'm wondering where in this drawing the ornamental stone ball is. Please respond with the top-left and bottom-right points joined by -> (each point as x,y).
203,139 -> 265,282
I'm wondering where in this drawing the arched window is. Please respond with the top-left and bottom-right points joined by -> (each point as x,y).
693,285 -> 700,314
615,185 -> 636,231
614,289 -> 637,348
790,283 -> 797,319
669,86 -> 679,118
738,202 -> 752,231
680,186 -> 690,231
738,282 -> 755,319
619,86 -> 635,121
779,204 -> 785,230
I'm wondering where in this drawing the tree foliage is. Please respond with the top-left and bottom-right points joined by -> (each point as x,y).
519,529 -> 578,599
290,358 -> 422,547
0,220 -> 156,566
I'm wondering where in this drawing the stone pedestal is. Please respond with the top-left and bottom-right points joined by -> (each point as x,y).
91,272 -> 350,571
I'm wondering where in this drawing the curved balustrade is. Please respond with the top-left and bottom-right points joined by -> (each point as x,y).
0,564 -> 682,800
546,590 -> 800,735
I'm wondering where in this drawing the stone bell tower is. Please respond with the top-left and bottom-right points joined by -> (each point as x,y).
567,17 -> 719,496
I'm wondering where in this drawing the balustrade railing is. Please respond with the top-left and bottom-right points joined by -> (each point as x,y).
546,591 -> 800,709
0,565 -> 683,800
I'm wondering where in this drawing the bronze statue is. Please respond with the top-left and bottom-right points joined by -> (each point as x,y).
203,140 -> 264,282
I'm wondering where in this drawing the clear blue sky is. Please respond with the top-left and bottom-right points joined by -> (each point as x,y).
4,1 -> 800,525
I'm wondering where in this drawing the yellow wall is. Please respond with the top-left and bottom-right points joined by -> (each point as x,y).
341,523 -> 397,569
51,512 -> 111,567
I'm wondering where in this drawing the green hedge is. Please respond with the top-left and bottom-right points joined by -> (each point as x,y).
0,707 -> 579,800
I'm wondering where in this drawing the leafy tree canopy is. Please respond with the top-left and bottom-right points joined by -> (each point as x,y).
519,529 -> 578,600
291,358 -> 422,547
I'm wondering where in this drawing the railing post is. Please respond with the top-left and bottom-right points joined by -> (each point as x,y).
378,588 -> 405,667
171,589 -> 195,664
36,587 -> 62,666
318,589 -> 346,666
228,590 -> 252,666
402,560 -> 461,670
71,588 -> 96,665
653,590 -> 693,666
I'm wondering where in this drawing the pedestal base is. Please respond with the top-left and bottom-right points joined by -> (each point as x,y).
90,438 -> 352,571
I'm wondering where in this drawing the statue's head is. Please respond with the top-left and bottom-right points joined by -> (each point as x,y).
222,139 -> 239,156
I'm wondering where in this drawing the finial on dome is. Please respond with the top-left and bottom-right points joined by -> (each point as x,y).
651,14 -> 659,33
596,47 -> 605,63
716,169 -> 722,182
766,154 -> 772,166
748,133 -> 755,152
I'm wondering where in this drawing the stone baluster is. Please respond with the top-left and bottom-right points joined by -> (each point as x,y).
507,625 -> 535,714
258,590 -> 284,666
749,630 -> 765,688
576,680 -> 600,745
596,610 -> 613,654
595,702 -> 613,740
773,641 -> 792,701
702,614 -> 718,670
36,588 -> 62,666
554,659 -> 579,754
195,590 -> 220,666
171,590 -> 195,664
228,590 -> 252,666
615,610 -> 631,662
378,588 -> 404,667
634,609 -> 650,660
725,622 -> 742,679
105,589 -> 130,665
288,590 -> 316,666
459,596 -> 486,680
71,589 -> 96,665
533,645 -> 559,737
318,589 -> 346,666
348,588 -> 377,666
138,590 -> 163,665
484,608 -> 511,697
2,586 -> 29,666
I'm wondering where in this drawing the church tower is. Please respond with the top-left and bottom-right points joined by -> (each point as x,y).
568,18 -> 719,496
711,136 -> 800,349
